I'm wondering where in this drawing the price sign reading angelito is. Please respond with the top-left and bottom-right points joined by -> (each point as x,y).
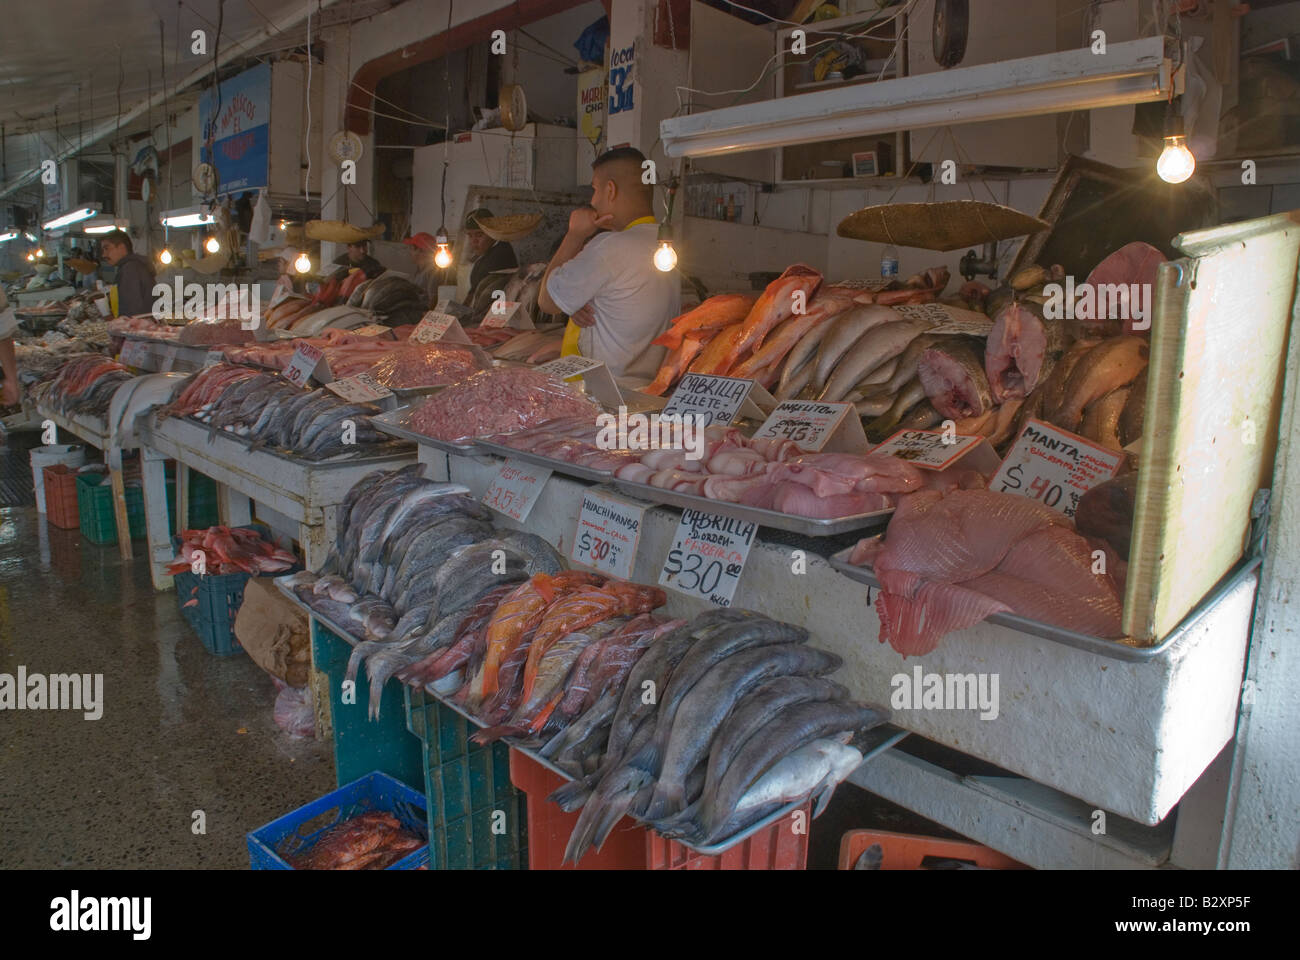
754,400 -> 854,451
991,418 -> 1124,519
571,488 -> 644,580
659,508 -> 756,607
481,459 -> 551,522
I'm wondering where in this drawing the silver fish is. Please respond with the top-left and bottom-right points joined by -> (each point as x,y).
812,305 -> 898,392
819,318 -> 932,402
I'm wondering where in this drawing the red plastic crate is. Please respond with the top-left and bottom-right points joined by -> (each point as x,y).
42,465 -> 81,530
508,750 -> 646,870
646,802 -> 810,870
837,828 -> 1027,870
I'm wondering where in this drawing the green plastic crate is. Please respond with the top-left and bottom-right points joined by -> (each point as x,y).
76,472 -> 148,544
404,687 -> 527,870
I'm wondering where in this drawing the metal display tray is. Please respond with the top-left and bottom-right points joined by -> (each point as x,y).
182,415 -> 414,467
370,404 -> 482,454
273,576 -> 903,858
612,478 -> 895,537
828,542 -> 1263,663
474,438 -> 616,483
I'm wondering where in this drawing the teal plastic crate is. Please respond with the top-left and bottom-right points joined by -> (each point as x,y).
404,687 -> 527,870
246,771 -> 429,870
166,469 -> 220,530
76,472 -> 147,544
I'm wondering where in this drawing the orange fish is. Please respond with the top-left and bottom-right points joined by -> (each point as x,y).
518,582 -> 665,703
725,264 -> 823,370
653,294 -> 758,350
688,323 -> 748,376
643,331 -> 711,396
479,571 -> 603,699
730,286 -> 858,379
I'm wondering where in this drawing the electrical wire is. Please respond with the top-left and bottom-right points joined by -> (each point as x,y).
305,0 -> 313,207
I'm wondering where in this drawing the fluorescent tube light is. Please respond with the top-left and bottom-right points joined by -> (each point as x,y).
42,206 -> 99,230
160,207 -> 215,228
0,232 -> 17,242
662,37 -> 1171,159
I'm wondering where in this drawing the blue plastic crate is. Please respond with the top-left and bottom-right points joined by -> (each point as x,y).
404,687 -> 527,870
172,524 -> 298,657
247,770 -> 430,870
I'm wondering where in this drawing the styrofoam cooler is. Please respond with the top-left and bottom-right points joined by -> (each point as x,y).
30,445 -> 86,513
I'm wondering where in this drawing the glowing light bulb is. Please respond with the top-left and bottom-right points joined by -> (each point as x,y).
205,236 -> 221,254
1156,136 -> 1196,184
653,241 -> 678,272
34,248 -> 44,258
279,219 -> 287,230
159,248 -> 173,265
26,253 -> 34,262
294,252 -> 311,274
434,243 -> 452,269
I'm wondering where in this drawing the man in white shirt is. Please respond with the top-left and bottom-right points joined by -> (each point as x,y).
539,146 -> 679,380
0,287 -> 20,405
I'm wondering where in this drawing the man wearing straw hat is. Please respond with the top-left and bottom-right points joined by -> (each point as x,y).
462,208 -> 518,294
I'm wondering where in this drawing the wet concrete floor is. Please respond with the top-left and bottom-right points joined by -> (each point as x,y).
0,504 -> 335,868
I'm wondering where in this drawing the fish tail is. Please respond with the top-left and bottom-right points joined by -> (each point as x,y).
640,780 -> 685,823
344,643 -> 369,684
471,723 -> 526,745
527,693 -> 563,734
547,775 -> 595,812
650,797 -> 704,840
563,765 -> 649,864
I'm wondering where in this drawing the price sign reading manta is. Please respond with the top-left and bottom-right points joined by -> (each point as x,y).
482,458 -> 551,522
659,508 -> 756,607
571,489 -> 644,580
991,418 -> 1123,519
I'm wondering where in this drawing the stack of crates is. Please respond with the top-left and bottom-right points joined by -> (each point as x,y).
41,465 -> 81,530
404,687 -> 527,869
75,468 -> 221,545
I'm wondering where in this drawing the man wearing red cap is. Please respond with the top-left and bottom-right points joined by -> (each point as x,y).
402,232 -> 441,306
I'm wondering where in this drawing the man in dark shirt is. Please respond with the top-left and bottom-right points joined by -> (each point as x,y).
464,208 -> 518,292
330,240 -> 385,282
100,230 -> 156,317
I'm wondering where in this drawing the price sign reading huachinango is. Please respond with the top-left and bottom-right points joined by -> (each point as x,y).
659,508 -> 756,607
571,488 -> 644,579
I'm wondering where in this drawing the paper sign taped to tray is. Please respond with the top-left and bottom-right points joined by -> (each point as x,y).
536,355 -> 622,407
991,418 -> 1123,519
753,400 -> 868,453
873,429 -> 999,472
282,342 -> 329,387
482,458 -> 551,522
120,339 -> 150,368
326,373 -> 393,403
659,508 -> 756,608
662,374 -> 755,429
413,310 -> 471,344
571,487 -> 644,580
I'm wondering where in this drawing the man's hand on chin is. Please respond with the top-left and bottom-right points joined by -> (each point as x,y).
568,207 -> 614,240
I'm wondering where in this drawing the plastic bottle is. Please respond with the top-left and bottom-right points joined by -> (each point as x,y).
881,244 -> 899,279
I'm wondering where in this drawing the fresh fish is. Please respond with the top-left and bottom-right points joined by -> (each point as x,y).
642,644 -> 844,821
860,334 -> 942,401
1079,387 -> 1130,451
917,337 -> 993,419
812,305 -> 899,392
1050,335 -> 1148,432
819,319 -> 932,402
1039,339 -> 1102,425
642,333 -> 710,396
730,287 -> 859,380
727,264 -> 824,367
774,355 -> 817,401
686,324 -> 746,376
896,400 -> 942,431
864,377 -> 929,442
653,294 -> 757,351
719,738 -> 863,833
985,299 -> 1064,403
1118,366 -> 1147,447
696,700 -> 888,843
775,320 -> 837,399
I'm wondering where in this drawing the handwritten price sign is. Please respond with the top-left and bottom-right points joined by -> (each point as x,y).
282,342 -> 327,387
120,340 -> 151,368
481,459 -> 551,522
754,400 -> 856,451
571,488 -> 644,579
325,372 -> 393,403
412,311 -> 465,343
659,508 -> 756,607
991,418 -> 1123,518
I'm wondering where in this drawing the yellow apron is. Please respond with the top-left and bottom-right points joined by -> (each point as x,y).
560,215 -> 658,358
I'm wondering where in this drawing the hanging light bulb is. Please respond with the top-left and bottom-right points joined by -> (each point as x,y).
34,247 -> 44,259
279,219 -> 288,231
1156,113 -> 1195,184
159,248 -> 173,265
433,229 -> 452,269
653,240 -> 678,272
26,252 -> 34,262
205,235 -> 221,254
294,251 -> 312,274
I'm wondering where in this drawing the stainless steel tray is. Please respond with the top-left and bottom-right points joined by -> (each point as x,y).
828,543 -> 1263,663
474,438 -> 615,483
183,414 -> 413,467
612,478 -> 894,537
370,404 -> 482,454
275,576 -> 903,858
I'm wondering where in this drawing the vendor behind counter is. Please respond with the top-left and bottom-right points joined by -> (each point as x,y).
99,229 -> 155,317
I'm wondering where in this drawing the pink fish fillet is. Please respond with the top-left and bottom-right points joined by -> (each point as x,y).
786,452 -> 926,494
985,301 -> 1050,403
877,581 -> 1012,657
1084,242 -> 1166,337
